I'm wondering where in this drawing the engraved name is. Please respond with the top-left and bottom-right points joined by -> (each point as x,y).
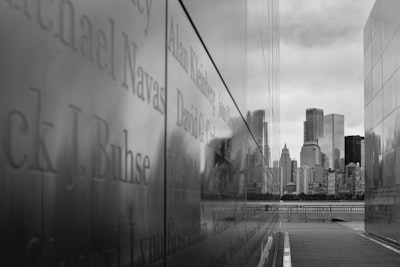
3,0 -> 165,115
4,87 -> 152,187
168,15 -> 216,117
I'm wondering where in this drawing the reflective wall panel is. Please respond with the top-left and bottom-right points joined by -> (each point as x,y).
166,1 -> 279,266
182,0 -> 281,167
0,1 -> 167,266
0,0 -> 280,266
181,0 -> 248,115
364,0 -> 400,245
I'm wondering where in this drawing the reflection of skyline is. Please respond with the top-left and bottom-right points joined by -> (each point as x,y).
1,0 -> 282,266
199,110 -> 279,199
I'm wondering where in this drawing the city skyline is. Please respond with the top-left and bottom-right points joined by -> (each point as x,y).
280,0 -> 375,161
281,108 -> 348,165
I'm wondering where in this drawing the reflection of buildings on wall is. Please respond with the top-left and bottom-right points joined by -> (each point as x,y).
251,109 -> 265,150
0,0 -> 281,265
272,160 -> 281,195
246,110 -> 276,196
364,0 -> 400,245
249,109 -> 271,166
304,108 -> 324,143
263,122 -> 271,166
345,135 -> 365,166
204,131 -> 255,199
319,114 -> 345,171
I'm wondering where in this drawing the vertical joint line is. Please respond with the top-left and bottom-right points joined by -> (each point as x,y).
163,0 -> 169,266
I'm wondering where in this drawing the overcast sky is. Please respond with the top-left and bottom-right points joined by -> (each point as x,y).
279,0 -> 375,161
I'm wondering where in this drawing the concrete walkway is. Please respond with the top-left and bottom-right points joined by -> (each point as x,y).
279,222 -> 400,267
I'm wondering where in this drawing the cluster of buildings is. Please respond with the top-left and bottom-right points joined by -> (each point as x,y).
280,108 -> 365,198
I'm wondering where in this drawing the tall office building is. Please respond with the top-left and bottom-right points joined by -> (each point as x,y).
300,141 -> 321,167
345,135 -> 365,166
280,144 -> 292,194
304,108 -> 324,143
319,114 -> 345,171
364,0 -> 400,245
0,0 -> 280,265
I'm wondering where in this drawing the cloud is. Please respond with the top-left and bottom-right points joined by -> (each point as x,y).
280,0 -> 375,158
280,0 -> 374,47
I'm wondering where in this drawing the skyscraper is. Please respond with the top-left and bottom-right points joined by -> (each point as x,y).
319,114 -> 344,170
304,108 -> 324,143
345,135 -> 365,166
364,0 -> 400,246
300,141 -> 321,167
279,144 -> 291,194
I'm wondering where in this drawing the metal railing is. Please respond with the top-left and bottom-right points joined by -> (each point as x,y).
279,205 -> 364,222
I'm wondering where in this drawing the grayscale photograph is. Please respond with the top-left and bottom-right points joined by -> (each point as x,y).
0,0 -> 399,266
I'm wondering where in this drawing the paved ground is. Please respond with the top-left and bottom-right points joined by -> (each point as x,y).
278,222 -> 400,267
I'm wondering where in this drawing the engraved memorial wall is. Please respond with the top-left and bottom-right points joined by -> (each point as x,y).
0,0 -> 280,266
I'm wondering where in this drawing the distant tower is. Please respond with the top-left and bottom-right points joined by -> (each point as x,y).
279,144 -> 291,194
304,108 -> 324,143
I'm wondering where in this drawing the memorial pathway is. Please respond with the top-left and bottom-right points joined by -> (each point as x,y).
278,222 -> 400,267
